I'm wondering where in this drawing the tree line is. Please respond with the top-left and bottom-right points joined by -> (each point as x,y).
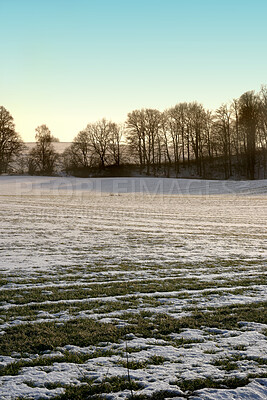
1,86 -> 267,179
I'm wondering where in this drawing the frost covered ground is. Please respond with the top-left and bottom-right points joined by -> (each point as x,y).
0,176 -> 267,400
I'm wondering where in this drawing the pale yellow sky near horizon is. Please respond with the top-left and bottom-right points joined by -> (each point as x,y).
2,0 -> 267,142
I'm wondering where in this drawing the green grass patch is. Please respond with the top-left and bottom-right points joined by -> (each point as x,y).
0,349 -> 117,376
52,375 -> 143,400
0,319 -> 122,356
3,301 -> 267,358
212,357 -> 239,371
121,302 -> 267,338
172,338 -> 204,347
119,355 -> 167,370
176,376 -> 251,392
1,297 -> 140,322
0,275 -> 255,306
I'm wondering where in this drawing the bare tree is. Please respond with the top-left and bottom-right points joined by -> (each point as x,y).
231,99 -> 241,160
29,125 -> 59,175
161,112 -> 172,177
186,102 -> 208,176
214,104 -> 233,178
63,130 -> 94,171
126,110 -> 145,167
64,119 -> 123,173
127,109 -> 162,175
0,106 -> 24,174
109,123 -> 124,166
238,91 -> 259,179
86,119 -> 121,168
165,103 -> 189,175
258,85 -> 267,177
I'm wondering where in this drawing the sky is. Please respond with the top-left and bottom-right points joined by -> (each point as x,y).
1,0 -> 267,142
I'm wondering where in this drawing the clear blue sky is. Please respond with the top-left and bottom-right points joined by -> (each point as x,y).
1,0 -> 267,141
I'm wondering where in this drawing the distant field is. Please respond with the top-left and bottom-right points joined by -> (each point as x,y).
24,142 -> 71,154
0,176 -> 267,400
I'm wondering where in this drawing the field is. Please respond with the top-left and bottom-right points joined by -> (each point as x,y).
0,176 -> 267,400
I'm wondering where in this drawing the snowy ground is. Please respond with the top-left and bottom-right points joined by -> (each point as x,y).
0,176 -> 267,400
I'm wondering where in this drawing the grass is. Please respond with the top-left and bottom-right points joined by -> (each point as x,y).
2,273 -> 266,306
1,297 -> 143,322
247,357 -> 267,366
16,376 -> 143,400
0,349 -> 118,377
120,301 -> 267,337
2,300 -> 267,357
212,357 -> 239,371
0,194 -> 267,400
15,373 -> 267,400
52,376 -> 143,400
175,376 -> 251,392
118,355 -> 167,370
172,338 -> 204,347
0,319 -> 122,356
1,256 -> 267,398
130,391 -> 182,400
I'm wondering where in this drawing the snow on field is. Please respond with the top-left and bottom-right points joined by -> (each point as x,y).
0,176 -> 267,400
1,175 -> 267,196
